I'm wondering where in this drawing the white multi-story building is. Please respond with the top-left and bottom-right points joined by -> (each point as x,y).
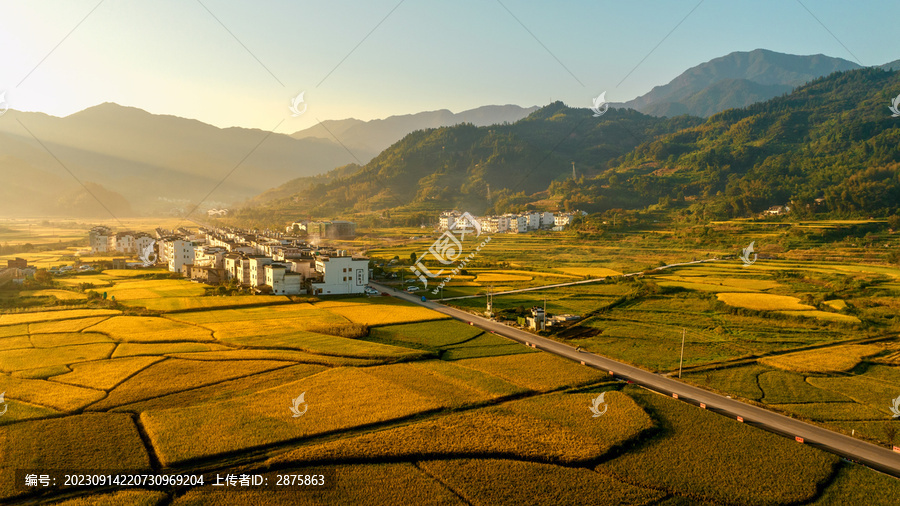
508,215 -> 528,233
166,239 -> 198,273
108,232 -> 136,253
89,226 -> 111,253
439,211 -> 461,231
540,212 -> 555,228
194,246 -> 226,269
526,212 -> 541,231
265,263 -> 304,295
310,255 -> 369,295
249,257 -> 275,287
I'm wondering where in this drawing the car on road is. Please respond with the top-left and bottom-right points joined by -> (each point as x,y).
406,286 -> 420,292
381,292 -> 390,296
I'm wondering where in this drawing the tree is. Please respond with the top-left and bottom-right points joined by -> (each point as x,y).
34,269 -> 53,286
410,252 -> 417,264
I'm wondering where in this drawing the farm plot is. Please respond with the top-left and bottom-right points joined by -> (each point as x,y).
366,320 -> 484,349
716,292 -> 815,311
0,413 -> 151,501
757,370 -> 850,404
453,352 -> 606,392
759,345 -> 882,373
0,374 -> 105,411
315,298 -> 450,326
20,289 -> 87,300
0,309 -> 120,325
53,356 -> 165,390
124,295 -> 289,312
598,386 -> 839,506
141,367 -> 448,466
102,279 -> 206,300
269,393 -> 649,468
87,358 -> 289,409
420,459 -> 664,506
0,342 -> 115,372
85,316 -> 213,342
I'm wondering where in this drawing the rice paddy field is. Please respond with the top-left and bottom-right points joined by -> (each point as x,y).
1,219 -> 899,502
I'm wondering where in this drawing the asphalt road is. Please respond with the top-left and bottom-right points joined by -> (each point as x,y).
372,281 -> 900,479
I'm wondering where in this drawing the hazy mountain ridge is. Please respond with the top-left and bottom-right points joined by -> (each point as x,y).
290,104 -> 539,162
621,49 -> 861,117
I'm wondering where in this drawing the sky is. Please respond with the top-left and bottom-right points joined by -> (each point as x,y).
0,0 -> 896,134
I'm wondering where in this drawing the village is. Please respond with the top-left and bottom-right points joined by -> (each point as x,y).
86,223 -> 369,296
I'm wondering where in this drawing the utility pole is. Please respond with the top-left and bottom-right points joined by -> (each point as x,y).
678,328 -> 686,378
571,162 -> 576,180
542,297 -> 547,331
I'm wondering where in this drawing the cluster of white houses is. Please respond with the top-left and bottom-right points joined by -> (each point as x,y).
438,210 -> 586,233
88,226 -> 369,296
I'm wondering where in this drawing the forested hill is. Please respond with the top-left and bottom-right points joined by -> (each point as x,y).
556,67 -> 900,219
235,104 -> 701,221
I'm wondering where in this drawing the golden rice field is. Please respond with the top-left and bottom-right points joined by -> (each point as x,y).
1,248 -> 898,503
760,345 -> 882,373
19,289 -> 87,300
716,292 -> 815,311
474,273 -> 533,282
554,266 -> 623,277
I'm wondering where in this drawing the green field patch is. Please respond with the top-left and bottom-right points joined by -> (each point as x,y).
111,364 -> 328,413
89,358 -> 288,410
0,336 -> 31,351
30,332 -> 112,348
142,367 -> 447,466
123,294 -> 289,312
659,275 -> 779,291
758,370 -> 851,404
658,279 -> 759,292
806,375 -> 897,417
0,309 -> 120,325
111,342 -> 232,358
0,413 -> 151,500
810,462 -> 900,505
0,375 -> 105,411
366,320 -> 484,349
598,386 -> 839,506
54,356 -> 165,390
474,272 -> 533,283
0,343 -> 115,372
777,310 -> 861,323
440,341 -> 534,360
29,316 -> 112,334
20,289 -> 87,300
772,402 -> 886,421
682,364 -> 767,401
760,345 -> 881,373
171,463 -> 461,506
453,352 -> 606,392
103,279 -> 207,300
87,316 -> 214,342
420,459 -> 664,506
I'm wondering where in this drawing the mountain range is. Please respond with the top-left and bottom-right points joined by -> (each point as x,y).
235,63 -> 900,227
618,49 -> 861,117
2,48 -> 897,220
